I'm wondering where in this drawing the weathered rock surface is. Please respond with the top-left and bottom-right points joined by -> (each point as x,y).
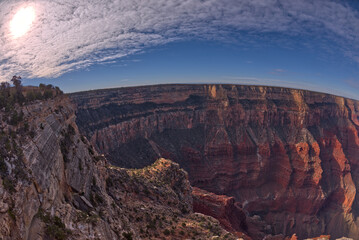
192,186 -> 248,237
71,84 -> 359,239
0,95 -> 236,240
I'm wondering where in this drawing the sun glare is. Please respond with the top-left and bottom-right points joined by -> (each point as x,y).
10,6 -> 36,39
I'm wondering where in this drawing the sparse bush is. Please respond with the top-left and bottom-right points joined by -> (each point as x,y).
29,130 -> 36,138
106,177 -> 114,188
37,209 -> 71,240
89,192 -> 104,207
3,177 -> 15,193
163,229 -> 170,236
146,219 -> 156,230
0,158 -> 7,175
88,147 -> 94,155
78,161 -> 83,171
43,89 -> 53,99
181,206 -> 189,214
9,110 -> 24,125
39,83 -> 46,89
8,208 -> 16,221
95,193 -> 104,204
122,232 -> 133,240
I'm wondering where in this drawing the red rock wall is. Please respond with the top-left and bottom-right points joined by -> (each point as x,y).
70,84 -> 359,239
192,187 -> 248,234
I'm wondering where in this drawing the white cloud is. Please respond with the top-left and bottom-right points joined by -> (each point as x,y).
270,69 -> 286,75
0,0 -> 359,81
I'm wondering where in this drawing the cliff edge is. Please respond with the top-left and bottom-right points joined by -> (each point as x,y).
0,93 -> 236,240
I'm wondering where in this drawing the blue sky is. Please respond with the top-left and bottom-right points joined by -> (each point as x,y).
1,0 -> 359,99
25,39 -> 359,99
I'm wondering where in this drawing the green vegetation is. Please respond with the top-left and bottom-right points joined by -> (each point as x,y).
0,76 -> 63,150
9,110 -> 24,125
0,157 -> 7,175
8,208 -> 16,221
89,191 -> 104,207
76,211 -> 99,225
0,76 -> 63,112
122,232 -> 133,240
163,229 -> 170,236
88,146 -> 94,155
0,77 -> 64,197
0,130 -> 29,194
3,177 -> 15,193
37,208 -> 71,240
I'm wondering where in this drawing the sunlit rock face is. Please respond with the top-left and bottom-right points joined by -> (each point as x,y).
71,84 -> 359,239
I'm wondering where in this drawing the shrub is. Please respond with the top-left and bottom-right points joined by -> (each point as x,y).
106,177 -> 114,188
37,209 -> 71,240
43,90 -> 53,99
95,193 -> 104,204
29,130 -> 36,138
88,147 -> 94,155
45,216 -> 71,240
122,232 -> 133,240
8,208 -> 16,221
0,157 -> 7,175
3,177 -> 15,193
163,229 -> 170,236
9,111 -> 24,125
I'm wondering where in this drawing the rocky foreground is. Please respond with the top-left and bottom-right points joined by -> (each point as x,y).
0,94 -> 241,239
71,84 -> 359,239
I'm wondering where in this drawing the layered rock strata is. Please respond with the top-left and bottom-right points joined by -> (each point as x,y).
0,95 -> 236,240
71,84 -> 359,239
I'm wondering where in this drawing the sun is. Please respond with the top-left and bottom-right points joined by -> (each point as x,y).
10,6 -> 36,39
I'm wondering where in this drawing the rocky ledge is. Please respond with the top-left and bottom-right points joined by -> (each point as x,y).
0,94 -> 237,240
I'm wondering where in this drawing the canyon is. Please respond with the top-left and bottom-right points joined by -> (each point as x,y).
70,84 -> 359,239
0,91 -> 237,240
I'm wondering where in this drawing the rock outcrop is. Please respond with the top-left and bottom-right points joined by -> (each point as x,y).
71,84 -> 359,239
192,186 -> 248,237
0,94 -> 236,240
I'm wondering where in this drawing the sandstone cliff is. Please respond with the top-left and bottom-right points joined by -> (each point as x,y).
0,94 -> 236,240
71,84 -> 359,239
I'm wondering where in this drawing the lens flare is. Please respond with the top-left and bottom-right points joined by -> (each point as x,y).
10,6 -> 36,39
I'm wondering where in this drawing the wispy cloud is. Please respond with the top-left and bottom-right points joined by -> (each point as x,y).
0,0 -> 359,81
269,68 -> 286,75
345,79 -> 359,90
